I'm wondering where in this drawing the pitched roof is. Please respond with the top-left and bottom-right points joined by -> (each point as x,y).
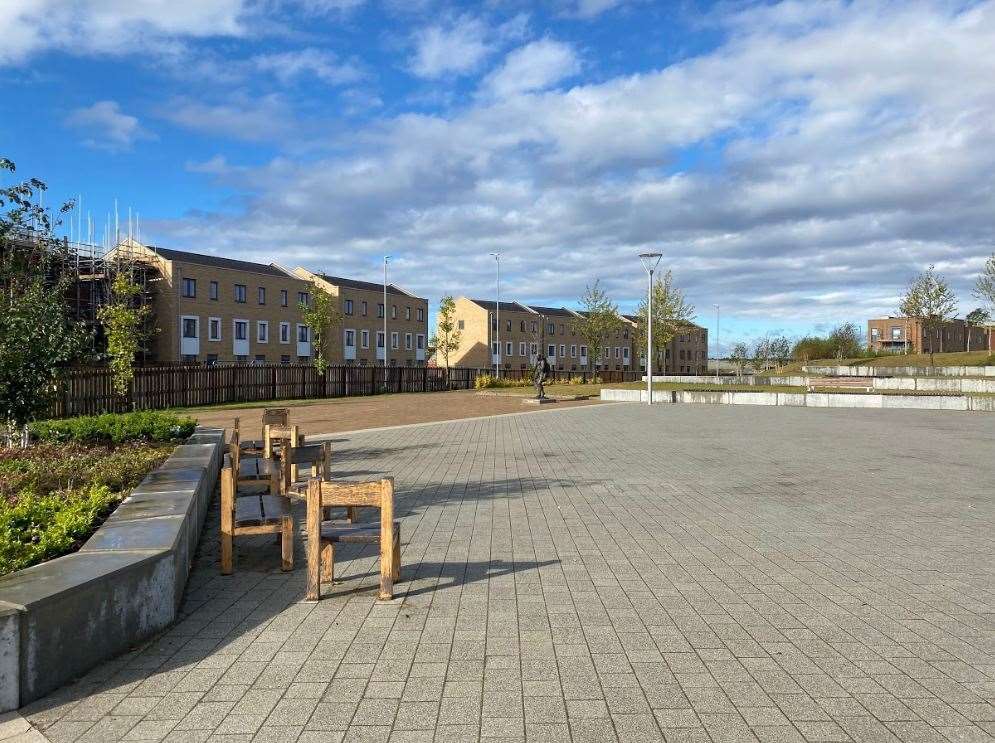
315,273 -> 422,299
468,299 -> 535,313
148,246 -> 292,278
526,305 -> 578,318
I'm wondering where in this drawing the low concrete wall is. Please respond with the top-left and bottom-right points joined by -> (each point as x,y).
645,375 -> 809,386
0,427 -> 223,711
602,388 -> 992,413
871,377 -> 995,393
804,365 -> 995,378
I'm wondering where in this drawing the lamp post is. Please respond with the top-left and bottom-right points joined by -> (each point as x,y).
490,252 -> 500,378
639,252 -> 662,405
714,304 -> 720,379
383,256 -> 390,390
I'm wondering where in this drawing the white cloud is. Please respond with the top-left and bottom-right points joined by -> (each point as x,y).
0,0 -> 248,65
407,13 -> 528,79
252,48 -> 363,85
65,100 -> 155,151
161,94 -> 293,142
481,39 -> 579,98
154,1 -> 995,332
558,0 -> 629,20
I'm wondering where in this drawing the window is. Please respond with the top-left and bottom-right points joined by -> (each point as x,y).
391,332 -> 399,349
891,326 -> 902,340
405,306 -> 411,320
458,319 -> 465,330
520,321 -> 526,332
209,317 -> 221,342
623,347 -> 630,361
547,344 -> 555,357
234,320 -> 248,340
615,347 -> 621,359
547,323 -> 555,335
530,343 -> 537,357
345,299 -> 353,315
491,316 -> 497,331
181,278 -> 196,298
206,354 -> 218,365
254,354 -> 266,363
580,345 -> 587,357
559,324 -> 564,335
362,301 -> 368,316
604,346 -> 610,360
235,355 -> 248,363
391,305 -> 397,319
255,287 -> 264,305
405,333 -> 412,350
182,317 -> 198,338
378,303 -> 385,318
416,334 -> 425,350
871,328 -> 880,340
298,291 -> 310,308
280,289 -> 288,307
345,329 -> 356,347
506,341 -> 513,356
298,325 -> 309,343
281,355 -> 290,364
234,284 -> 247,303
376,331 -> 385,348
519,342 -> 526,356
560,344 -> 565,357
361,330 -> 369,348
257,321 -> 268,343
570,344 -> 576,358
417,308 -> 424,322
623,328 -> 629,339
279,322 -> 290,343
181,354 -> 198,363
506,320 -> 512,332
209,281 -> 218,300
492,342 -> 499,355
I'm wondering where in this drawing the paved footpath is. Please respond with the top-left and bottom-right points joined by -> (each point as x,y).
19,404 -> 995,743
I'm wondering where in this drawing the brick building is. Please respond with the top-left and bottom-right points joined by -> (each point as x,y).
867,317 -> 990,354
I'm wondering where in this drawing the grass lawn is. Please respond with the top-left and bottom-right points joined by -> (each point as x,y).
774,350 -> 995,373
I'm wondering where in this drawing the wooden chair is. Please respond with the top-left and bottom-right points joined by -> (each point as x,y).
305,478 -> 400,601
220,454 -> 293,574
265,423 -> 302,486
230,433 -> 280,493
280,442 -> 331,495
262,413 -> 293,458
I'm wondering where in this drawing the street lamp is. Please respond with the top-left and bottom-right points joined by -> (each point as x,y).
714,304 -> 720,379
490,252 -> 500,378
639,252 -> 663,405
383,256 -> 390,390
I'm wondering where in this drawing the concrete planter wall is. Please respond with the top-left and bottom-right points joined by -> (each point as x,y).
602,388 -> 992,412
643,375 -> 810,386
804,365 -> 995,378
0,427 -> 224,711
871,377 -> 995,393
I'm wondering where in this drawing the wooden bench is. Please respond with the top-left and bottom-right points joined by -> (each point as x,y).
220,453 -> 294,574
305,478 -> 400,601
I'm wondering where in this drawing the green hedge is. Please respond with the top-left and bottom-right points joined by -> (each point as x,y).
29,410 -> 196,445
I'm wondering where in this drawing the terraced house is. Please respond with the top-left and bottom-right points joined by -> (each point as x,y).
107,240 -> 313,364
293,269 -> 429,366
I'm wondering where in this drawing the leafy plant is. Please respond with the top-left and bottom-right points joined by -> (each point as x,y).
631,270 -> 695,371
29,410 -> 195,445
475,374 -> 531,389
572,280 -> 622,373
299,281 -> 342,374
98,272 -> 151,396
899,265 -> 958,366
428,295 -> 462,374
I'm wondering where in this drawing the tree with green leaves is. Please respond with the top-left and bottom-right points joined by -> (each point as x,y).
965,307 -> 990,353
98,272 -> 151,397
730,342 -> 749,377
1,158 -> 88,442
898,265 -> 958,366
828,322 -> 862,360
428,295 -> 461,380
299,281 -> 342,374
571,280 -> 622,377
632,270 -> 695,372
974,253 -> 995,352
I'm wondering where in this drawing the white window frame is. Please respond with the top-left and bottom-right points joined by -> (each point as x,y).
234,319 -> 248,341
361,329 -> 370,349
208,317 -> 221,342
506,341 -> 513,356
416,334 -> 425,350
376,331 -> 385,349
279,321 -> 290,344
181,315 -> 199,339
547,344 -> 555,357
297,324 -> 310,343
391,331 -> 399,349
257,320 -> 269,344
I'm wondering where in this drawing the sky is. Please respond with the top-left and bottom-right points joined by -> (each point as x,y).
2,0 -> 994,351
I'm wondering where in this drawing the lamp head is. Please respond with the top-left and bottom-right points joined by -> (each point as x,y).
638,252 -> 663,272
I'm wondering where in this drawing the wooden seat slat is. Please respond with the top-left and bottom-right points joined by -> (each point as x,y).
235,494 -> 292,527
319,521 -> 400,543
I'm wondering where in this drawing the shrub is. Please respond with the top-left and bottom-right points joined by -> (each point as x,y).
474,374 -> 531,389
566,376 -> 600,385
29,410 -> 196,445
0,483 -> 120,575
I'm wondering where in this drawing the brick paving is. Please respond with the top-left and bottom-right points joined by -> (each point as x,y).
20,404 -> 995,743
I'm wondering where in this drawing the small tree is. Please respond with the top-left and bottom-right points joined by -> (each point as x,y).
428,295 -> 461,379
299,281 -> 342,374
965,308 -> 990,353
828,322 -> 862,360
974,253 -> 995,352
730,342 -> 749,377
572,280 -> 622,376
752,337 -> 772,373
898,265 -> 958,366
99,272 -> 150,397
1,158 -> 88,442
632,270 -> 695,372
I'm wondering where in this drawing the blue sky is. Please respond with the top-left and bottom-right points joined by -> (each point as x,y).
3,0 -> 995,351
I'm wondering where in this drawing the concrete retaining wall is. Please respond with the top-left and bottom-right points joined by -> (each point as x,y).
804,365 -> 995,378
602,388 -> 992,412
645,375 -> 809,386
871,377 -> 995,393
0,427 -> 223,711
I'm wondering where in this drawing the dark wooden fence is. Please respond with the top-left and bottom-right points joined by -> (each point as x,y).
48,364 -> 644,417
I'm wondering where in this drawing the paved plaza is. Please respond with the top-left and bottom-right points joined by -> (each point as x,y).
19,404 -> 995,743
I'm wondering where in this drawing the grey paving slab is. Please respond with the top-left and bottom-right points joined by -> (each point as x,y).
19,405 -> 995,743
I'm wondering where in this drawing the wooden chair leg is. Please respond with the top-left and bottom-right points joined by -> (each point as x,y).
391,530 -> 400,582
320,541 -> 334,583
220,530 -> 233,575
281,516 -> 294,572
347,507 -> 358,523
